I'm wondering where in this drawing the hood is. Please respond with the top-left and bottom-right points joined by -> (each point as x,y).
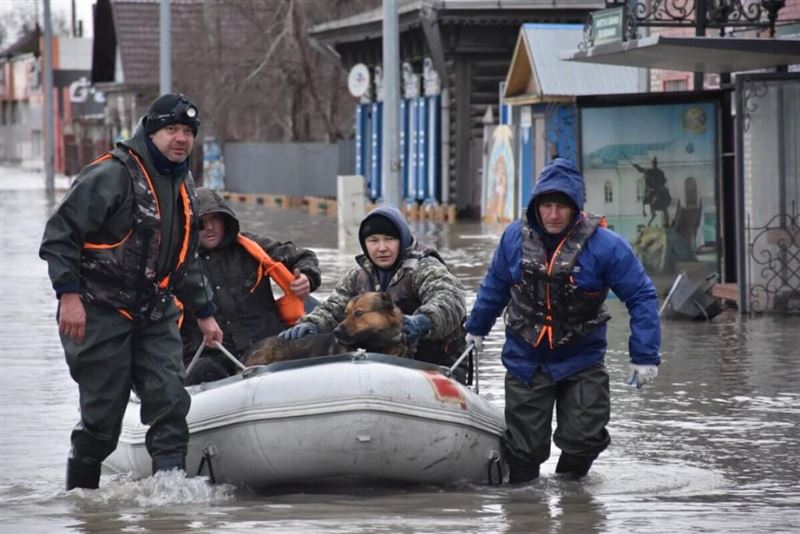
358,205 -> 414,259
526,157 -> 585,229
195,187 -> 240,248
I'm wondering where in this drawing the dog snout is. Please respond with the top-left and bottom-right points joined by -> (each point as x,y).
333,323 -> 349,342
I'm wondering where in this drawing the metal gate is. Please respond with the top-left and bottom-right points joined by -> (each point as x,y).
735,73 -> 800,314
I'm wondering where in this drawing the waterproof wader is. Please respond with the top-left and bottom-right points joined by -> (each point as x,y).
61,301 -> 190,488
503,363 -> 610,482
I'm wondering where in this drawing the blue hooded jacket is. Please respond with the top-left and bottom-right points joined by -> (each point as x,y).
465,158 -> 660,384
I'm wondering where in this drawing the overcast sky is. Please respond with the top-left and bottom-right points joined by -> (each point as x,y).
1,0 -> 95,40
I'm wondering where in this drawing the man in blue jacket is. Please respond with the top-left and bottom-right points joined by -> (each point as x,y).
464,158 -> 660,483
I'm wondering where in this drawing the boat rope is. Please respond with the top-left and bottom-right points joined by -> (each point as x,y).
185,341 -> 247,375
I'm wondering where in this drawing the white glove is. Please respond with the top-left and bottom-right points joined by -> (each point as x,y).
627,364 -> 658,389
465,333 -> 484,352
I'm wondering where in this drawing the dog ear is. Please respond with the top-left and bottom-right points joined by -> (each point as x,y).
378,292 -> 396,311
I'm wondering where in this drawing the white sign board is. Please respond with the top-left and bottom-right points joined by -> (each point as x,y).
348,64 -> 371,98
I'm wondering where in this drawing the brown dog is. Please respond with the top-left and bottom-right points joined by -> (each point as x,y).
243,292 -> 411,366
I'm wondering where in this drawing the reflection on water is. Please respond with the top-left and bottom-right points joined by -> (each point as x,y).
1,176 -> 798,533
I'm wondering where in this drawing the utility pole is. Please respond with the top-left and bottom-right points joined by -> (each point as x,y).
43,0 -> 55,196
160,0 -> 172,94
381,0 -> 401,207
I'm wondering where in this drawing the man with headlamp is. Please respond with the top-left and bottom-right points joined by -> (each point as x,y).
40,93 -> 223,490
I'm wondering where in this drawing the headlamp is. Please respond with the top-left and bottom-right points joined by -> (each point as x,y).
144,93 -> 200,136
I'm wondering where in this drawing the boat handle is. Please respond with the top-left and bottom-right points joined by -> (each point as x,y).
449,341 -> 480,394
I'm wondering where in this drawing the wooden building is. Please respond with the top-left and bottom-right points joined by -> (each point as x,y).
309,0 -> 603,218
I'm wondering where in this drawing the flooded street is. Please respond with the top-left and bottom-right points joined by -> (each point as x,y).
1,167 -> 799,533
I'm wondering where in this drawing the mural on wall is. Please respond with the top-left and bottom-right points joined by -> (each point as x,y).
483,125 -> 518,223
581,102 -> 718,276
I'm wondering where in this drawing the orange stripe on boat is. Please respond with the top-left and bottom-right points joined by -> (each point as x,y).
424,370 -> 467,410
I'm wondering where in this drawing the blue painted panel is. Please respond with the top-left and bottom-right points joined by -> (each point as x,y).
415,96 -> 428,201
407,99 -> 419,201
355,104 -> 368,177
400,99 -> 410,201
519,120 -> 534,213
369,102 -> 383,201
545,104 -> 577,163
425,94 -> 441,203
499,81 -> 511,125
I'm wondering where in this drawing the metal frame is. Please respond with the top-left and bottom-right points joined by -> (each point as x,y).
605,0 -> 789,36
735,72 -> 800,314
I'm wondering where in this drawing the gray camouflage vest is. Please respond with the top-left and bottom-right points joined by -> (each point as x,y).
504,214 -> 611,348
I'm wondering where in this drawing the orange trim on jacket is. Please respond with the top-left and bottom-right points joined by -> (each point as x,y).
533,220 -> 582,350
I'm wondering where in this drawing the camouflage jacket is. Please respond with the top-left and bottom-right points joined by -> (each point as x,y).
301,244 -> 466,342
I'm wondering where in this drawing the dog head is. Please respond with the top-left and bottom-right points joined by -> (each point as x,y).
333,292 -> 410,357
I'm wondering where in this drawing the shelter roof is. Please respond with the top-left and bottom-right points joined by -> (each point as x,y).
503,23 -> 640,105
561,34 -> 800,73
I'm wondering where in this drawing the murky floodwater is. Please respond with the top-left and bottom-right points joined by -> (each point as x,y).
2,167 -> 798,533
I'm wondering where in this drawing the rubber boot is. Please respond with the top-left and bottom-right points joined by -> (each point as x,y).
508,463 -> 540,484
152,452 -> 186,474
66,456 -> 101,490
555,453 -> 595,480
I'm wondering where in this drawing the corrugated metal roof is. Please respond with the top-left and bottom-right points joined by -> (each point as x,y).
523,23 -> 640,96
310,1 -> 604,36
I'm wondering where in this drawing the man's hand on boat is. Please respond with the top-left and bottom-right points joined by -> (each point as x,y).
465,333 -> 484,352
198,316 -> 224,346
59,293 -> 86,343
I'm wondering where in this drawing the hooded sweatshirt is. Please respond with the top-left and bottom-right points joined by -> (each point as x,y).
299,205 -> 467,364
465,158 -> 661,384
180,189 -> 321,362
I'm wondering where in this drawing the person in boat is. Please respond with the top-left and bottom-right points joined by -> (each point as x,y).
181,187 -> 321,383
279,205 -> 469,379
464,157 -> 661,483
39,93 -> 224,490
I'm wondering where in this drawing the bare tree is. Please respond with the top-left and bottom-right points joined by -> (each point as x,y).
1,0 -> 70,50
172,0 -> 377,144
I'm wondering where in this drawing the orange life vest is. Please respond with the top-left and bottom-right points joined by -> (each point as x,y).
236,234 -> 304,326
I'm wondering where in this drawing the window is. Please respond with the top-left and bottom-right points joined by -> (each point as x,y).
664,79 -> 689,92
636,178 -> 645,202
604,181 -> 613,203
